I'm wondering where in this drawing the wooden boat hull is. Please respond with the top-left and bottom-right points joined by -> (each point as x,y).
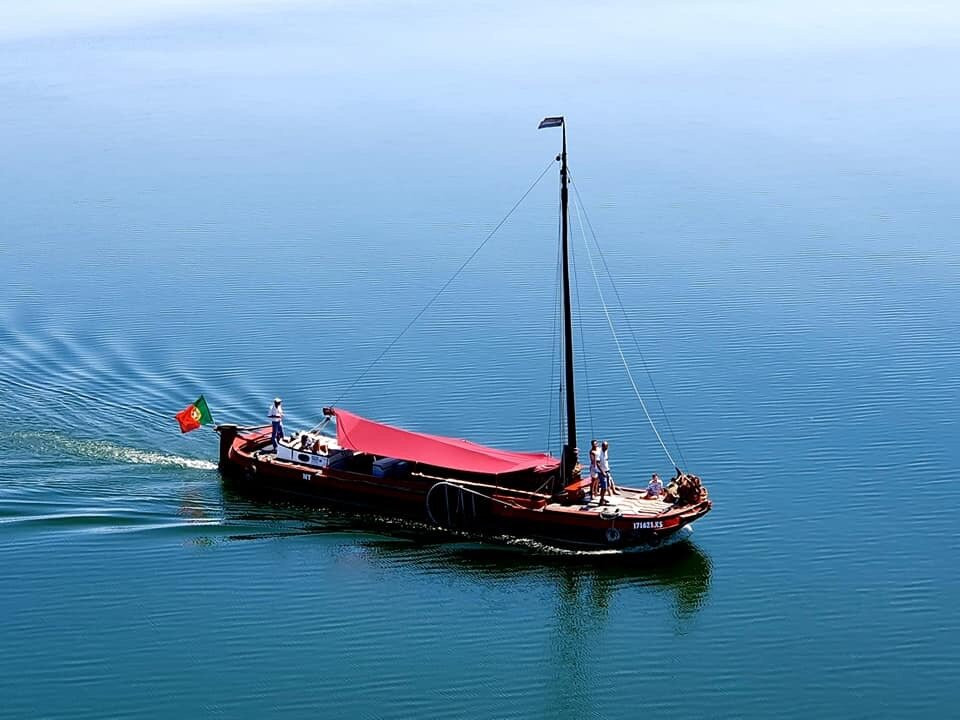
217,425 -> 712,551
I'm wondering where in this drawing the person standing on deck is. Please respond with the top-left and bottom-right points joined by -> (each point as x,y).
268,397 -> 284,447
596,455 -> 609,505
600,440 -> 618,495
588,439 -> 600,499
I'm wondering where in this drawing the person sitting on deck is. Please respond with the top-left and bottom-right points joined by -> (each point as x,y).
268,397 -> 284,447
681,474 -> 704,505
588,439 -> 600,499
663,470 -> 682,503
312,438 -> 327,454
644,473 -> 664,499
299,433 -> 312,451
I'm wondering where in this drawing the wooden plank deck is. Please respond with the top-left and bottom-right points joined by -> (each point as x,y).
546,487 -> 674,517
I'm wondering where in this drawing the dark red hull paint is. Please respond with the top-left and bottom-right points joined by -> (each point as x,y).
217,426 -> 712,551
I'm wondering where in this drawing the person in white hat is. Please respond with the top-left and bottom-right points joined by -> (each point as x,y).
268,397 -> 284,447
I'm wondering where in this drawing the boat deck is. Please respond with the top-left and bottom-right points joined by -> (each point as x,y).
545,487 -> 674,517
243,440 -> 682,520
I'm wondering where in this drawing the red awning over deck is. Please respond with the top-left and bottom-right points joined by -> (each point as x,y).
333,408 -> 559,475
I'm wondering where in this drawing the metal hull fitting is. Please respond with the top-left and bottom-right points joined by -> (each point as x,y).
217,425 -> 712,552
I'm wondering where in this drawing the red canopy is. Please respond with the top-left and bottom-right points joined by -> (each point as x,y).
333,408 -> 559,475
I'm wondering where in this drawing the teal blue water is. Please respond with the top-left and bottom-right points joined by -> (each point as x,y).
2,2 -> 959,717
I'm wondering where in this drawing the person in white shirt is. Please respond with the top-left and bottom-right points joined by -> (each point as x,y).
268,397 -> 284,447
644,473 -> 664,499
588,439 -> 600,499
600,440 -> 618,495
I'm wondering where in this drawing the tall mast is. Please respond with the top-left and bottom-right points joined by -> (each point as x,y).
539,116 -> 577,483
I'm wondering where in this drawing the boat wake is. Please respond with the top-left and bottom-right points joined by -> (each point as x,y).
9,431 -> 217,471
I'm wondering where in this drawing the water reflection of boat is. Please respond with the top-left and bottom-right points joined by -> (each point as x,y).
363,537 -> 712,620
215,117 -> 711,551
217,482 -> 712,620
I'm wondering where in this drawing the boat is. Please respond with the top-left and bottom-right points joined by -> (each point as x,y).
215,117 -> 711,550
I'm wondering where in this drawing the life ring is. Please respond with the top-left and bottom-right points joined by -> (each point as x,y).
605,527 -> 621,544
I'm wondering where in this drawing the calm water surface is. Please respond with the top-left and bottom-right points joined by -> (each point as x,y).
2,1 -> 959,717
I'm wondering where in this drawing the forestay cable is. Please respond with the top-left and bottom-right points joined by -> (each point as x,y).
567,198 -> 595,440
570,177 -> 687,469
570,187 -> 679,469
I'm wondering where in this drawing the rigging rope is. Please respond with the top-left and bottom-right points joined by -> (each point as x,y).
570,185 -> 679,469
332,158 -> 557,407
570,177 -> 687,469
567,195 -> 595,440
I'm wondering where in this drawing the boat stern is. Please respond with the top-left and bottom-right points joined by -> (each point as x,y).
214,424 -> 239,470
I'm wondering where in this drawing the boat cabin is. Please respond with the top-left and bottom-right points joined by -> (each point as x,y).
275,432 -> 348,468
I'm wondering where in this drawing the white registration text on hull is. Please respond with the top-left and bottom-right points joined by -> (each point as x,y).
633,520 -> 664,529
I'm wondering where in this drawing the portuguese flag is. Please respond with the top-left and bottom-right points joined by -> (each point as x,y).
175,395 -> 213,433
